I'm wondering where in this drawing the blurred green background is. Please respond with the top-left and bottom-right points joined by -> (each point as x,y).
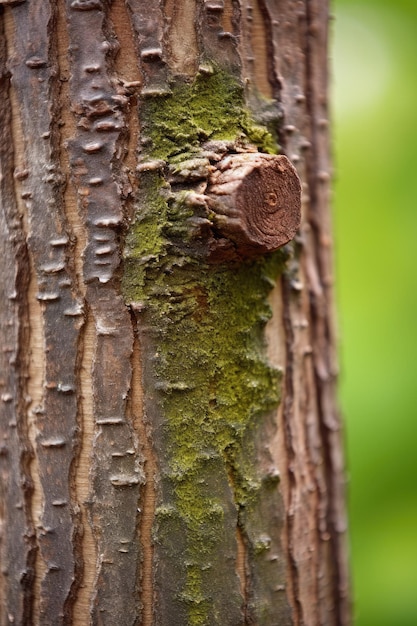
332,0 -> 417,624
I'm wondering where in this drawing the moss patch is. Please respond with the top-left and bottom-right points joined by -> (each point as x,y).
123,67 -> 285,625
139,68 -> 277,162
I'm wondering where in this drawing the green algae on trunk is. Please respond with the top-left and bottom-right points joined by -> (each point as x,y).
122,67 -> 290,625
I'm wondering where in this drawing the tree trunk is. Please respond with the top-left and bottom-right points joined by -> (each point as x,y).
0,1 -> 349,625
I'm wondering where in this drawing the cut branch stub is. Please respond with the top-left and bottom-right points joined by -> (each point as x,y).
207,153 -> 301,259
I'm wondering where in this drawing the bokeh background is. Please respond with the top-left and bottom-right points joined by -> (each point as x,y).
332,0 -> 417,624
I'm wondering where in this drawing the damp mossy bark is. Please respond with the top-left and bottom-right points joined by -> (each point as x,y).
122,68 -> 287,625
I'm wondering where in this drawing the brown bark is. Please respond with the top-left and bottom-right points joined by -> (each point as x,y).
0,1 -> 349,625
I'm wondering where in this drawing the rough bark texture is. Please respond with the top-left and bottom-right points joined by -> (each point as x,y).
0,1 -> 349,626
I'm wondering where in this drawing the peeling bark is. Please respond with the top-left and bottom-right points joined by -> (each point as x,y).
0,2 -> 350,625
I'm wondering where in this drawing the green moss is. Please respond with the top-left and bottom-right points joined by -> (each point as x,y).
140,68 -> 277,162
123,67 -> 285,625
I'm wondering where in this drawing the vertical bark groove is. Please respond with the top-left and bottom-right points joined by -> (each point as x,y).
239,0 -> 273,99
235,526 -> 248,622
25,263 -> 46,625
72,310 -> 96,625
130,329 -> 155,626
164,0 -> 199,77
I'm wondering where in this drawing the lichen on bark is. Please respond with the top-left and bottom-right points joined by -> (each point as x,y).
122,66 -> 290,625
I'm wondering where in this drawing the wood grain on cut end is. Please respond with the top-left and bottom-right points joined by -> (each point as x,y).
207,153 -> 301,258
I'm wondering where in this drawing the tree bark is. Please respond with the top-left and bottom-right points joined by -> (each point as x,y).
0,1 -> 349,625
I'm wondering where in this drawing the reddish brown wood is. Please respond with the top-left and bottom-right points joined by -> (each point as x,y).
207,153 -> 301,258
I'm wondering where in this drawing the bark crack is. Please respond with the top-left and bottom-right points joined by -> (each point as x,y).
72,309 -> 97,624
236,519 -> 249,624
281,275 -> 304,626
130,323 -> 156,626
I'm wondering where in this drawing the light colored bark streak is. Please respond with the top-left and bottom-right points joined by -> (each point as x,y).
239,0 -> 272,99
265,280 -> 288,537
266,284 -> 286,371
250,0 -> 272,98
109,0 -> 143,90
165,0 -> 198,76
235,526 -> 248,621
25,273 -> 46,626
221,0 -> 235,34
56,1 -> 87,294
72,310 -> 96,626
130,333 -> 154,626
